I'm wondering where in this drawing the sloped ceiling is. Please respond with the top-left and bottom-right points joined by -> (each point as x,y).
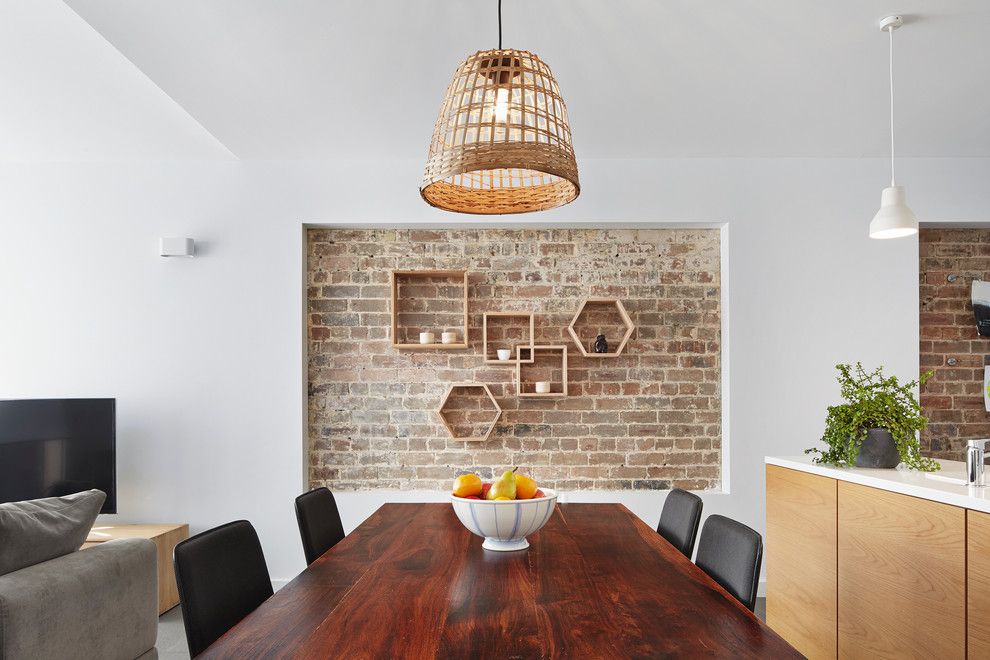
0,0 -> 233,161
7,1 -> 990,160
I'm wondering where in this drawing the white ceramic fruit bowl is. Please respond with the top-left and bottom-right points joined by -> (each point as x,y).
450,488 -> 558,551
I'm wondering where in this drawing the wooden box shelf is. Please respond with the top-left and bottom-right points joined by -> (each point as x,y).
436,383 -> 502,442
566,298 -> 635,357
482,312 -> 535,364
517,345 -> 569,397
390,270 -> 469,349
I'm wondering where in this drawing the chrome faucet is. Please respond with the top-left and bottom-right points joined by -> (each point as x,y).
967,439 -> 990,487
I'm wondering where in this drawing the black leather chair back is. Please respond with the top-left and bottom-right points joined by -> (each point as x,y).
295,487 -> 346,565
694,514 -> 763,611
656,488 -> 703,558
173,520 -> 274,657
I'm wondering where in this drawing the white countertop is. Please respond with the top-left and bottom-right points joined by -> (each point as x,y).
766,455 -> 990,514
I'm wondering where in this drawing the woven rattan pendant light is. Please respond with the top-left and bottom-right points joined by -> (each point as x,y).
420,0 -> 579,214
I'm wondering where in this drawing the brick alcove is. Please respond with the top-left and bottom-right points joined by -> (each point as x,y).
919,227 -> 990,461
307,228 -> 722,491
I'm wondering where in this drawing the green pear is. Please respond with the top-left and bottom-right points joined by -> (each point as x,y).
486,468 -> 518,500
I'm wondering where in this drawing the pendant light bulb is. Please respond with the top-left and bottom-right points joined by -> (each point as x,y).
494,87 -> 510,123
871,15 -> 917,240
492,0 -> 510,125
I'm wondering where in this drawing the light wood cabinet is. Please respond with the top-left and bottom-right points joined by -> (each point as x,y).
969,510 -> 990,657
766,465 -> 984,658
82,523 -> 189,614
837,481 -> 965,659
766,465 -> 837,660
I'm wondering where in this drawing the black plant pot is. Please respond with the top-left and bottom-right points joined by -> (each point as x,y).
854,428 -> 901,469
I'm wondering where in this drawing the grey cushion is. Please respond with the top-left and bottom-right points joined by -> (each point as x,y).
0,489 -> 105,576
0,537 -> 158,660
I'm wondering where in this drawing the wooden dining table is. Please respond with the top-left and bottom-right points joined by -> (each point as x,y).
200,503 -> 799,659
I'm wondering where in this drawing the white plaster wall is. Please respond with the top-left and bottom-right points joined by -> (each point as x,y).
1,157 -> 988,581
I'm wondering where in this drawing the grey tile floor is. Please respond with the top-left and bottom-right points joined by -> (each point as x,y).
156,597 -> 768,658
156,607 -> 189,659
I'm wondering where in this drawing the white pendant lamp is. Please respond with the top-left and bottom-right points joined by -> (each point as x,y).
870,15 -> 918,240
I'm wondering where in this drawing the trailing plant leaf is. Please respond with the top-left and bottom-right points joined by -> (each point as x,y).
805,363 -> 939,472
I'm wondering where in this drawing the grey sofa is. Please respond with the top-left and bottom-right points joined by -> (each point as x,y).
0,536 -> 159,660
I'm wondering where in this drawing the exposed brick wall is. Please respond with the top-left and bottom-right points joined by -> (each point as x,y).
920,228 -> 990,461
307,228 -> 722,491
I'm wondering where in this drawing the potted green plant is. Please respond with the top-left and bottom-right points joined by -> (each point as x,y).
806,363 -> 939,471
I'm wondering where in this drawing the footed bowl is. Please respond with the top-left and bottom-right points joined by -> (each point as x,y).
450,488 -> 558,551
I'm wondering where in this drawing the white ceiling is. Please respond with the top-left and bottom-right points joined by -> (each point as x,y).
4,0 -> 990,160
0,0 -> 232,161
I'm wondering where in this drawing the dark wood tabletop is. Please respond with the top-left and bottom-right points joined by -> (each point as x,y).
200,503 -> 798,659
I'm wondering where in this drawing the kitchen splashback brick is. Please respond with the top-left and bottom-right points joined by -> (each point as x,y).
307,228 -> 722,491
920,228 -> 990,461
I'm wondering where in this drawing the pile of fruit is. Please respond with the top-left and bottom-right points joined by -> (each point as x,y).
452,467 -> 545,500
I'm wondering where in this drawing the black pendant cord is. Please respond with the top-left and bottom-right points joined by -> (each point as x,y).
498,0 -> 502,49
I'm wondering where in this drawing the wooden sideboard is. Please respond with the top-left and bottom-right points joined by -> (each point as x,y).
766,465 -> 837,658
766,460 -> 989,659
969,510 -> 990,657
81,523 -> 189,614
836,480 -> 965,659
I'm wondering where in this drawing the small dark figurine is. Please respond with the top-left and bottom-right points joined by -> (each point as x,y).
594,334 -> 608,353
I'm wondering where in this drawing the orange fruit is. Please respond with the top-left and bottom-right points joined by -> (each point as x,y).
515,473 -> 538,499
452,473 -> 483,498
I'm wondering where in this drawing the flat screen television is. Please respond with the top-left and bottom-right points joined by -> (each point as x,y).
0,398 -> 116,513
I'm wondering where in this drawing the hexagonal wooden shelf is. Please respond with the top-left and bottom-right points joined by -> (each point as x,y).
436,383 -> 502,442
567,298 -> 635,357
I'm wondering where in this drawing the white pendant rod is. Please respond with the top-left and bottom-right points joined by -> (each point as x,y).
888,23 -> 896,187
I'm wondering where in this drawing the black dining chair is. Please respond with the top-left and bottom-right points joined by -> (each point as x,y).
173,520 -> 274,657
656,488 -> 703,558
694,514 -> 763,612
295,487 -> 346,565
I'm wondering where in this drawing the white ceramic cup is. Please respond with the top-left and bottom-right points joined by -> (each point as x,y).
419,332 -> 436,344
497,349 -> 512,361
441,331 -> 457,344
535,381 -> 551,394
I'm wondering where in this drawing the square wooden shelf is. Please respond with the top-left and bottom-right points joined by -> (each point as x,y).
517,345 -> 569,398
482,312 -> 535,364
566,298 -> 635,357
436,383 -> 502,442
390,270 -> 469,349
